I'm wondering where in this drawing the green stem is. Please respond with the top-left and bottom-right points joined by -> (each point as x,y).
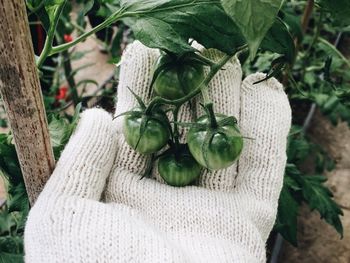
27,1 -> 45,15
55,32 -> 79,106
71,21 -> 104,46
122,1 -> 216,16
319,37 -> 350,69
201,87 -> 211,105
36,1 -> 67,68
305,10 -> 323,55
62,50 -> 79,106
173,106 -> 181,146
193,52 -> 216,67
205,103 -> 218,128
49,9 -> 125,56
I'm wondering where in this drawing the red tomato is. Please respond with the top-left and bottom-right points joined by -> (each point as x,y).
56,86 -> 68,100
63,34 -> 73,43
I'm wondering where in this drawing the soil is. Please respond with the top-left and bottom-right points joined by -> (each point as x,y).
279,110 -> 350,262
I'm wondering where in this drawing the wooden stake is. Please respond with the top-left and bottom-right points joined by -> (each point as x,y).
0,0 -> 55,204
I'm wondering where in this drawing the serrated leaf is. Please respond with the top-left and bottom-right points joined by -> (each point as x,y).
49,108 -> 81,160
221,0 -> 283,58
121,0 -> 245,54
7,184 -> 29,214
275,183 -> 299,246
287,136 -> 310,164
300,175 -> 343,237
0,139 -> 23,186
49,116 -> 69,149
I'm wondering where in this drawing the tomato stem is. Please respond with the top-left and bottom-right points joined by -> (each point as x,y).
36,1 -> 67,68
204,103 -> 218,128
193,53 -> 216,67
173,106 -> 181,147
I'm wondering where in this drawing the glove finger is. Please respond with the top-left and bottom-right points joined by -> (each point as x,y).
40,109 -> 117,201
114,41 -> 195,179
113,41 -> 160,175
114,40 -> 160,130
194,47 -> 243,191
236,73 -> 291,204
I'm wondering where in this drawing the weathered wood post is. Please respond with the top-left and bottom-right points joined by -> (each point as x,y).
0,0 -> 55,204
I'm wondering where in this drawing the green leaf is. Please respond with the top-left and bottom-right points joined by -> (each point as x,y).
275,183 -> 299,246
49,105 -> 81,159
34,0 -> 67,32
121,0 -> 245,54
0,236 -> 23,255
280,10 -> 303,41
70,103 -> 82,132
0,252 -> 23,263
300,175 -> 343,237
221,0 -> 283,58
7,184 -> 29,214
0,138 -> 23,186
287,135 -> 311,164
318,0 -> 350,26
261,18 -> 295,63
82,0 -> 95,15
49,116 -> 69,149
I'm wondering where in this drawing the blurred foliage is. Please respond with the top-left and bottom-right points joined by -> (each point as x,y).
243,0 -> 349,245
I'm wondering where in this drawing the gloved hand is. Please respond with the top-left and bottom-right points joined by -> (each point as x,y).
25,41 -> 291,263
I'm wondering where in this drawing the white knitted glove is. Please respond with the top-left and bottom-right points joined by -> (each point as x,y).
25,41 -> 291,263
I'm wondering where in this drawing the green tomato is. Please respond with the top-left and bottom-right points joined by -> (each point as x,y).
64,22 -> 74,34
123,109 -> 170,154
153,55 -> 204,100
158,145 -> 201,187
187,114 -> 243,170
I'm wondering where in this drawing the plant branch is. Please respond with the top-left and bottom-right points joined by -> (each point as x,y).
173,106 -> 181,146
49,8 -> 125,56
319,37 -> 350,69
36,1 -> 67,68
301,0 -> 314,34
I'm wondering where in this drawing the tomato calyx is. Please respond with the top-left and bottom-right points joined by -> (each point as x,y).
115,88 -> 171,154
186,111 -> 243,170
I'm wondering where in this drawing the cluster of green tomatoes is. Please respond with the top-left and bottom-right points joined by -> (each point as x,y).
120,51 -> 244,187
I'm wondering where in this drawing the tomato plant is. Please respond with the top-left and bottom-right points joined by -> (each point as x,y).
0,0 -> 348,261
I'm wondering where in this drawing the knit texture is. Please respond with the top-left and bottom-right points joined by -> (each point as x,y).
25,41 -> 291,263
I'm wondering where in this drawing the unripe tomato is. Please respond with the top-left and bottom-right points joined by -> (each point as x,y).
158,145 -> 201,187
64,22 -> 74,34
153,54 -> 204,100
123,108 -> 170,154
187,114 -> 243,170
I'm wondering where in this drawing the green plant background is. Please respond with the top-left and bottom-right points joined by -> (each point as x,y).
1,0 -> 349,261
